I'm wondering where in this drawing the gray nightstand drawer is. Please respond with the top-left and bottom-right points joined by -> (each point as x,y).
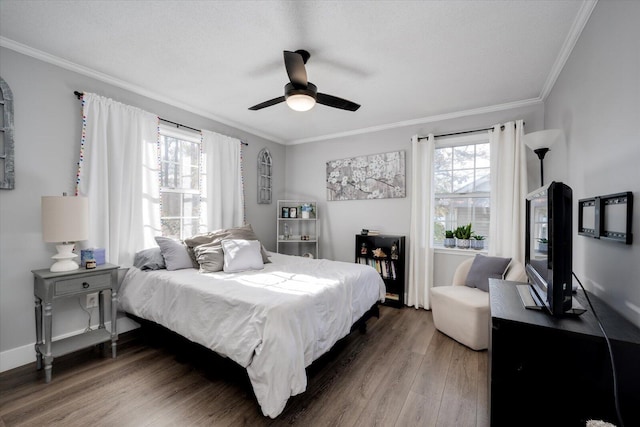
55,273 -> 111,296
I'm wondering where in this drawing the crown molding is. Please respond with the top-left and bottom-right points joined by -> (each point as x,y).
0,37 -> 284,144
287,98 -> 543,145
539,0 -> 598,100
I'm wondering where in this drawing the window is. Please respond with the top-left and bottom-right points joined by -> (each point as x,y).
433,134 -> 491,247
159,126 -> 202,240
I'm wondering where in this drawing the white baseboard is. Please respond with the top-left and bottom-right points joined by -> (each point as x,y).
0,316 -> 140,373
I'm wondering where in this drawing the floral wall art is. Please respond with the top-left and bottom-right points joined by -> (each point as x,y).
326,150 -> 406,201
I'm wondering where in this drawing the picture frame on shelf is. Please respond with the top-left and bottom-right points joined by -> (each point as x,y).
289,207 -> 298,218
282,207 -> 289,218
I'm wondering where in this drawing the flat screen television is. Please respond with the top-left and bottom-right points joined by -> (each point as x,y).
524,181 -> 576,316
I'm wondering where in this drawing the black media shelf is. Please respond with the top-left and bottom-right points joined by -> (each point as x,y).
355,234 -> 405,308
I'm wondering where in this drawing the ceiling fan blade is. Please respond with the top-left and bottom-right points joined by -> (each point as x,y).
248,96 -> 285,111
284,50 -> 308,88
316,93 -> 361,111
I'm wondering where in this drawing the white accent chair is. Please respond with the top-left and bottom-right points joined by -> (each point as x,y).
430,257 -> 526,350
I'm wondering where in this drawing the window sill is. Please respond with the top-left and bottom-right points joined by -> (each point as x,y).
434,246 -> 488,256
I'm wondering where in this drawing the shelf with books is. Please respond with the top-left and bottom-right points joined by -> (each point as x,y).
355,234 -> 405,308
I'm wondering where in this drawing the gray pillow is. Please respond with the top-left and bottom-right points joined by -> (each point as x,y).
194,240 -> 226,273
155,236 -> 194,271
465,254 -> 512,292
133,247 -> 166,270
184,231 -> 222,268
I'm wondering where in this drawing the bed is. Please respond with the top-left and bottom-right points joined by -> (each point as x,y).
118,251 -> 386,418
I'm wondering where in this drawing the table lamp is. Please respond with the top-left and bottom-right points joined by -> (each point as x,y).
523,129 -> 565,186
41,194 -> 89,272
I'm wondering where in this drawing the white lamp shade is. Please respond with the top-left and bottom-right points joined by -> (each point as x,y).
523,129 -> 565,150
286,94 -> 316,112
41,196 -> 89,243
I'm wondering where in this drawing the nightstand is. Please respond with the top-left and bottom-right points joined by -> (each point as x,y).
32,263 -> 120,383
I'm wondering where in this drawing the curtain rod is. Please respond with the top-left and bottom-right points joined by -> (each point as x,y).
417,122 -> 522,141
74,91 -> 248,146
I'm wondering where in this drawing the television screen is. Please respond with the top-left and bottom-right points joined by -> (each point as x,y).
525,182 -> 574,316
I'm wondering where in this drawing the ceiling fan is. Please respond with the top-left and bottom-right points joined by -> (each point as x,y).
249,50 -> 361,112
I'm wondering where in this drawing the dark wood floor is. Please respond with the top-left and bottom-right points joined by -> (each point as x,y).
0,306 -> 489,427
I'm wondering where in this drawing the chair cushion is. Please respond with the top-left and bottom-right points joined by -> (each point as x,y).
465,254 -> 512,292
431,286 -> 489,311
430,285 -> 490,350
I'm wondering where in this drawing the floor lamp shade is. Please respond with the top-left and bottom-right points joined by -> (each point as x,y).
523,129 -> 565,151
41,195 -> 89,272
524,129 -> 565,186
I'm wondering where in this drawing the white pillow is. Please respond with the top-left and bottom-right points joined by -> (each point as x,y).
221,239 -> 265,273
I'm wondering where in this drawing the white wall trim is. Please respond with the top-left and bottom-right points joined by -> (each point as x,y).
0,316 -> 139,373
539,0 -> 598,100
288,98 -> 543,145
0,37 -> 284,145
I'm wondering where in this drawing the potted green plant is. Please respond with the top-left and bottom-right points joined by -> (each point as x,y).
471,234 -> 485,250
537,238 -> 548,254
444,230 -> 456,248
454,223 -> 472,249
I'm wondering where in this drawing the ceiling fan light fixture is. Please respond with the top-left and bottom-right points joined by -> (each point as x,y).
286,94 -> 316,111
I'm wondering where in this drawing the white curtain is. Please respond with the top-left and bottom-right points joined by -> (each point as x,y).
76,93 -> 160,267
201,129 -> 245,230
408,134 -> 435,309
488,120 -> 527,264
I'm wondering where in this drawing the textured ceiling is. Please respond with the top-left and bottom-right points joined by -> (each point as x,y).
0,1 -> 590,144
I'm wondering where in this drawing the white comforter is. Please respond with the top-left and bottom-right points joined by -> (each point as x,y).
118,252 -> 385,417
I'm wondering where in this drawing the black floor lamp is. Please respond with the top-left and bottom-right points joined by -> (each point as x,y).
523,129 -> 565,186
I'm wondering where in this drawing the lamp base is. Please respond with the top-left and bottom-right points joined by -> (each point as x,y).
50,243 -> 80,272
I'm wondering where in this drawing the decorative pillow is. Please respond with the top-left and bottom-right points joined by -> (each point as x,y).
154,236 -> 194,271
465,254 -> 512,292
221,239 -> 264,273
224,224 -> 271,264
185,224 -> 270,270
193,240 -> 226,273
184,231 -> 222,268
133,247 -> 166,270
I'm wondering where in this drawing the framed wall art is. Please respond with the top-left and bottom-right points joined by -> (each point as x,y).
326,150 -> 405,201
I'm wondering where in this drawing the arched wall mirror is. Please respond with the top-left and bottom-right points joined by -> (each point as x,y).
258,148 -> 272,204
0,76 -> 15,190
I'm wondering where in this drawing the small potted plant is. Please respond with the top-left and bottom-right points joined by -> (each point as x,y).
537,238 -> 548,254
471,234 -> 485,250
444,230 -> 456,248
300,203 -> 313,219
454,223 -> 472,249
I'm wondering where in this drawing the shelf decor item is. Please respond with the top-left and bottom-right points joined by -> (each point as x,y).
301,203 -> 313,218
41,194 -> 89,272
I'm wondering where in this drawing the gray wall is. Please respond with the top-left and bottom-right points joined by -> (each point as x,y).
0,47 -> 285,369
284,104 -> 545,284
543,1 -> 640,327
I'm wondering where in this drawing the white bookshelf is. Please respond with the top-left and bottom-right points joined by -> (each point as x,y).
276,200 -> 318,258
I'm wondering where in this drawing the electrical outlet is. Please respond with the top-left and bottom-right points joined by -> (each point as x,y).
86,292 -> 98,309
